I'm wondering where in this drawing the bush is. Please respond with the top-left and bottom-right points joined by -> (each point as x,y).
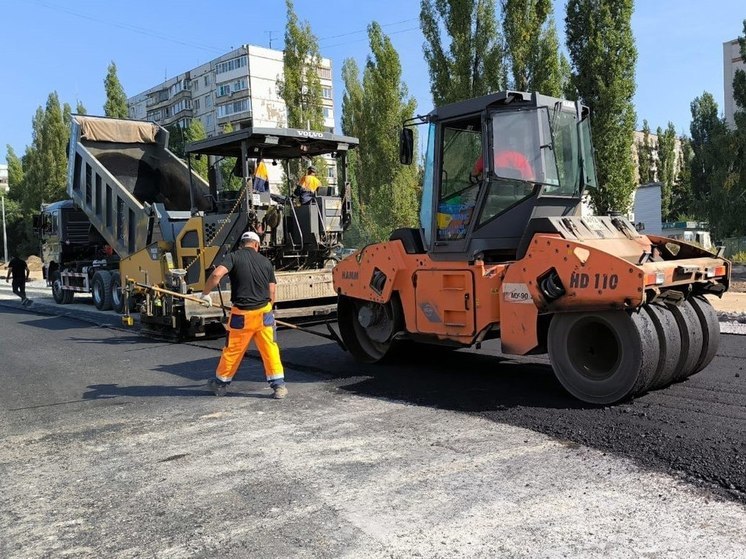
731,251 -> 746,264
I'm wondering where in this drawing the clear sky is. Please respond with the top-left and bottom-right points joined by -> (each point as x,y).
1,0 -> 744,165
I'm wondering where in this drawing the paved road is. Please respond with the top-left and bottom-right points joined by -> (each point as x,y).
1,296 -> 746,558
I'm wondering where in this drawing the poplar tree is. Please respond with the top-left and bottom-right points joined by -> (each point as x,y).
420,0 -> 504,106
341,58 -> 365,242
730,19 -> 746,235
104,62 -> 128,118
565,0 -> 637,215
670,137 -> 694,220
656,122 -> 677,220
637,120 -> 655,184
341,23 -> 420,243
279,0 -> 324,131
501,0 -> 567,96
278,0 -> 326,184
689,92 -> 736,236
4,93 -> 71,253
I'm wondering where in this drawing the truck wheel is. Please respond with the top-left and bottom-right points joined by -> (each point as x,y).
643,303 -> 682,390
52,270 -> 75,304
338,295 -> 397,363
52,271 -> 66,304
92,271 -> 113,311
666,299 -> 704,381
689,295 -> 720,374
110,271 -> 130,314
547,310 -> 660,405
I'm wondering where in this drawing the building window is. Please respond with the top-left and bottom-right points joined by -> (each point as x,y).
215,55 -> 247,74
319,67 -> 332,80
323,107 -> 333,119
217,84 -> 231,97
193,80 -> 199,92
322,87 -> 332,99
205,95 -> 212,108
232,78 -> 247,93
216,98 -> 251,118
194,98 -> 200,111
205,114 -> 213,128
327,167 -> 336,179
204,74 -> 211,86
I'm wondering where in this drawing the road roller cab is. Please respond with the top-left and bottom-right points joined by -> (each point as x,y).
332,91 -> 730,405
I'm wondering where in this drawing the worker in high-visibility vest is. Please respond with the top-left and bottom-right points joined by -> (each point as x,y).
253,158 -> 269,192
295,165 -> 321,204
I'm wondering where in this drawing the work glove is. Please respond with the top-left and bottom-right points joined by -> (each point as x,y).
197,292 -> 213,307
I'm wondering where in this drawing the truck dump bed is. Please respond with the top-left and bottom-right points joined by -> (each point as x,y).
66,115 -> 211,258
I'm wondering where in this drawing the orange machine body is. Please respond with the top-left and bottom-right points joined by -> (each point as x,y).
333,218 -> 729,356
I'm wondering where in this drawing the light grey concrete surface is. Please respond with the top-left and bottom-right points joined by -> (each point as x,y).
1,306 -> 745,558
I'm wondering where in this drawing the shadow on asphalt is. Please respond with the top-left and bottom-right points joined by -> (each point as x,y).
278,341 -> 591,411
81,382 -> 268,399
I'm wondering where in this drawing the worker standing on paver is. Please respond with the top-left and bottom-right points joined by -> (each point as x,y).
5,255 -> 31,306
198,231 -> 287,399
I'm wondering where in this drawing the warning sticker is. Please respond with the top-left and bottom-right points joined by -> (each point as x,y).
502,283 -> 533,304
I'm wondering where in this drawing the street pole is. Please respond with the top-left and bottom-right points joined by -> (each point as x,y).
1,194 -> 7,265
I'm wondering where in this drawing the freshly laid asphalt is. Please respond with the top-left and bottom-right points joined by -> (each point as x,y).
1,288 -> 745,557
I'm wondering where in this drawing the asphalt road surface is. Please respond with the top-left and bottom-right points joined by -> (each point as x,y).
1,298 -> 745,558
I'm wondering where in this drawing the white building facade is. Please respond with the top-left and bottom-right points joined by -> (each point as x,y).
723,38 -> 746,128
127,45 -> 336,189
128,45 -> 334,135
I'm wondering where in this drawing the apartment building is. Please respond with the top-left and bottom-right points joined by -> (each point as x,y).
127,45 -> 337,186
723,37 -> 746,127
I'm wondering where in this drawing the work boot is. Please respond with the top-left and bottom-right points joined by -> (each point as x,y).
272,385 -> 288,400
207,378 -> 229,396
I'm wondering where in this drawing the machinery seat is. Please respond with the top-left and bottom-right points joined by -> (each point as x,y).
389,228 -> 426,254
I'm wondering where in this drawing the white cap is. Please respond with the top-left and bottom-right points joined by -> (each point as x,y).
241,231 -> 261,243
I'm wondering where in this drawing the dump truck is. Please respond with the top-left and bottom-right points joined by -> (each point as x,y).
333,91 -> 730,405
37,115 -> 357,339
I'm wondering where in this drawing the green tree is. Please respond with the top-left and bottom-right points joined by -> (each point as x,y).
279,0 -> 324,132
656,122 -> 677,220
278,0 -> 326,187
730,19 -> 746,236
637,119 -> 655,184
341,58 -> 365,244
341,23 -> 420,243
502,0 -> 567,96
76,101 -> 87,115
3,92 -> 71,254
104,61 -> 128,118
670,136 -> 694,220
565,0 -> 637,215
420,0 -> 504,106
689,92 -> 738,236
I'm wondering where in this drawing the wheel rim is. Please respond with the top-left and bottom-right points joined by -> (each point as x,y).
93,280 -> 103,305
339,297 -> 396,362
566,317 -> 621,380
112,281 -> 122,308
53,279 -> 64,299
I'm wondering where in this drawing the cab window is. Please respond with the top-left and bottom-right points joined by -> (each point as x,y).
437,120 -> 481,240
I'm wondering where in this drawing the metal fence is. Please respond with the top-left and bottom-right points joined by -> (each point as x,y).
721,237 -> 746,260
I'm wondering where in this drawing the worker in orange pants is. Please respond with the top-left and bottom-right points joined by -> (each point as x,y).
215,303 -> 284,385
199,231 -> 287,399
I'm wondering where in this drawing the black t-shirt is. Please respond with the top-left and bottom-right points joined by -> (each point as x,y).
7,258 -> 28,282
220,248 -> 276,310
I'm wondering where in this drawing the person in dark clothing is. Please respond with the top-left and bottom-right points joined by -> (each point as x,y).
198,231 -> 287,398
5,256 -> 31,306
